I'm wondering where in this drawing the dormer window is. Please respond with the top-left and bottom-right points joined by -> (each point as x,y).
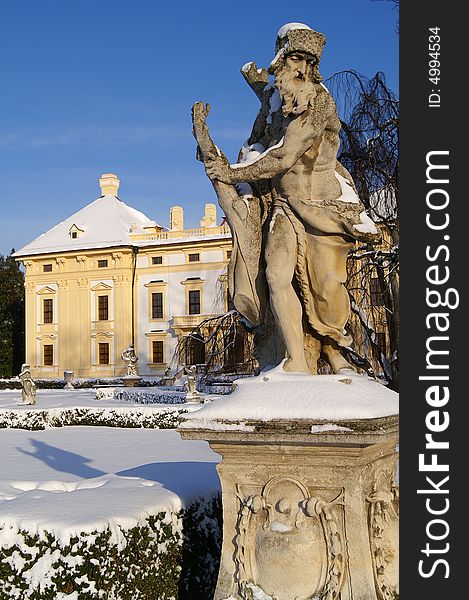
69,224 -> 84,240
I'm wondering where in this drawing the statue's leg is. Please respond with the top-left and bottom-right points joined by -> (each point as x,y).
265,209 -> 310,374
322,337 -> 355,373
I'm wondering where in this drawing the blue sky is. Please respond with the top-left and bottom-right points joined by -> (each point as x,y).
0,0 -> 398,256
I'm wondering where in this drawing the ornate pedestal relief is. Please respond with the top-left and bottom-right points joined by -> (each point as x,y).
180,392 -> 399,600
367,470 -> 399,600
233,476 -> 345,600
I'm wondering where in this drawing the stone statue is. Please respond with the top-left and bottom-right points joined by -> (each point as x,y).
64,370 -> 74,390
184,365 -> 200,402
121,344 -> 139,376
192,22 -> 380,375
19,363 -> 37,405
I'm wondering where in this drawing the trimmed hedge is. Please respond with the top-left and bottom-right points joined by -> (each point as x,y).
0,496 -> 221,599
0,406 -> 186,430
0,378 -> 163,390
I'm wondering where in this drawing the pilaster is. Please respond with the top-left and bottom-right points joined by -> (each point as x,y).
113,273 -> 133,375
56,279 -> 69,374
24,281 -> 36,374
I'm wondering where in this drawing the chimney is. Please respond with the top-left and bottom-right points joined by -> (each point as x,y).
99,173 -> 120,196
200,203 -> 217,228
170,206 -> 184,231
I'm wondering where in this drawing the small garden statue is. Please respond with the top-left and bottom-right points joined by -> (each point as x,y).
19,363 -> 37,405
64,370 -> 74,390
121,344 -> 139,376
184,365 -> 200,402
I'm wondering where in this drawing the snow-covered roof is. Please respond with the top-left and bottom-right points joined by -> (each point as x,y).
13,194 -> 164,257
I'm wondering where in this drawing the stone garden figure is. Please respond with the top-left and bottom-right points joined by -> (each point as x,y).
184,365 -> 200,402
192,22 -> 380,375
121,344 -> 139,376
64,370 -> 74,390
19,363 -> 37,405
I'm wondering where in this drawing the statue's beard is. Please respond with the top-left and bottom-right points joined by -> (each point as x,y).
275,69 -> 317,116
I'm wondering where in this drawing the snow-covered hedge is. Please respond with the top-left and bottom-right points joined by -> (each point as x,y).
95,387 -> 187,404
0,378 -> 162,391
0,406 -> 186,431
0,496 -> 221,599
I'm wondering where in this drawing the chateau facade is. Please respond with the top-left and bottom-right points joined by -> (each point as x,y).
14,174 -> 232,379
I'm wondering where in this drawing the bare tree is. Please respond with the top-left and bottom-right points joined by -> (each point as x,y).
326,70 -> 399,390
165,311 -> 257,384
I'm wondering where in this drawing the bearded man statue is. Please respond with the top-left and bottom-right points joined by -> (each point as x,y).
192,22 -> 380,375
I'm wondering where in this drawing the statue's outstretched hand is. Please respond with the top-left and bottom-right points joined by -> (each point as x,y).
241,62 -> 269,86
192,101 -> 210,132
192,100 -> 222,162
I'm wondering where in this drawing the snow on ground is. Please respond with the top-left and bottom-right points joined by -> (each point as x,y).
0,426 -> 220,546
181,365 -> 399,429
0,388 -> 220,545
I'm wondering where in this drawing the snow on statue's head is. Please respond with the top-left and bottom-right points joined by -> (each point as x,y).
269,23 -> 326,116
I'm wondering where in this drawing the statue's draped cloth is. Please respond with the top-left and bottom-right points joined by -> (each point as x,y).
228,178 -> 360,348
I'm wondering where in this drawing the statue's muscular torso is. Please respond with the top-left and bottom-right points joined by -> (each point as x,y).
271,89 -> 343,202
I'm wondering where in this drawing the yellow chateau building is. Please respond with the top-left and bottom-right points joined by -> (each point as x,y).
14,174 -> 232,379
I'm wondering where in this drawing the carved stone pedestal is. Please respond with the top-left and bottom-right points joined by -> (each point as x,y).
180,376 -> 399,600
122,375 -> 142,387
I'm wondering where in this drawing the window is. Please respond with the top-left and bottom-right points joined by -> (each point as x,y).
185,335 -> 205,365
99,343 -> 110,365
97,259 -> 108,268
226,250 -> 232,259
98,295 -> 109,320
152,340 -> 164,363
152,256 -> 163,265
43,299 -> 53,324
188,253 -> 200,262
188,289 -> 201,315
43,344 -> 53,366
71,231 -> 78,239
43,264 -> 52,272
369,278 -> 384,306
225,327 -> 245,368
151,292 -> 163,319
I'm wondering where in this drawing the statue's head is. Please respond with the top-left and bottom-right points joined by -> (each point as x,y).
269,24 -> 326,116
269,23 -> 325,80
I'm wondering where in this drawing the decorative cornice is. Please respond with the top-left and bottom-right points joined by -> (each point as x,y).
37,286 -> 57,295
144,280 -> 168,288
180,277 -> 205,286
91,282 -> 113,292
